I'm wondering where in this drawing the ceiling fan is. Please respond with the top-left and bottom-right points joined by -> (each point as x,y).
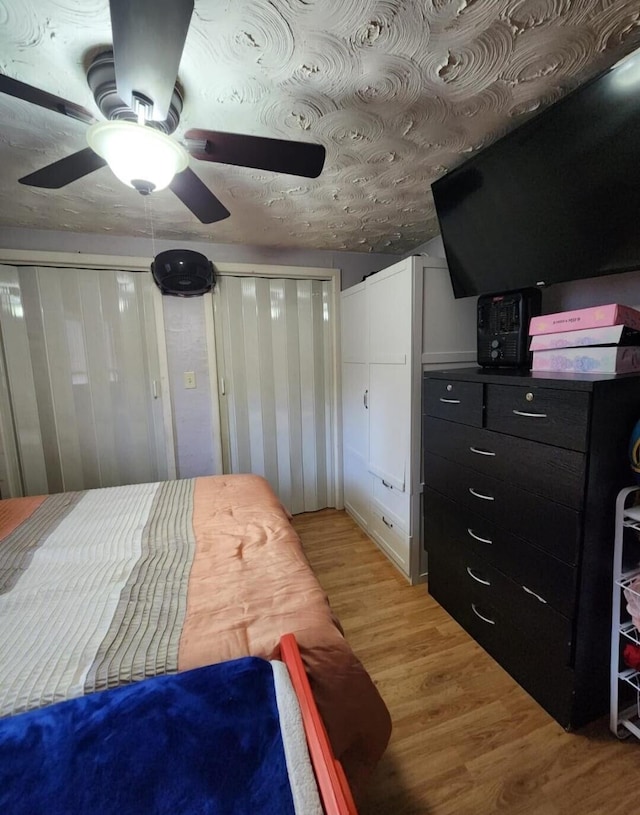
0,0 -> 326,224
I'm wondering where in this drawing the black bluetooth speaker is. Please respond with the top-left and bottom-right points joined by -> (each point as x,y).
151,249 -> 215,297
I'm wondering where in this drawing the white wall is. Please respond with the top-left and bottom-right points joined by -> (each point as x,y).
0,227 -> 391,288
162,296 -> 217,478
408,233 -> 640,313
542,269 -> 640,313
16,222 -> 636,484
404,235 -> 446,259
0,227 -> 397,479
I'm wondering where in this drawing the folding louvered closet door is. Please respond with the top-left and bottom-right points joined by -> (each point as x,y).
213,276 -> 334,514
0,265 -> 171,496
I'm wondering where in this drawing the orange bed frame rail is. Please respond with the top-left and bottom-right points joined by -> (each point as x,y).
279,633 -> 359,815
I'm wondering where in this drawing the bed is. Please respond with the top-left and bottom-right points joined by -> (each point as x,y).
0,474 -> 391,802
0,634 -> 357,815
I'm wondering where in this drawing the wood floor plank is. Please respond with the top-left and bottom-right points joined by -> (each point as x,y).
292,508 -> 640,815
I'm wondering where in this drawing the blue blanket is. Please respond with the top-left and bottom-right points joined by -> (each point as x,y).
0,657 -> 296,815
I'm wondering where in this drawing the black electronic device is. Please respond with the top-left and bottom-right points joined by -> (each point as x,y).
151,249 -> 215,296
431,47 -> 640,298
477,288 -> 542,368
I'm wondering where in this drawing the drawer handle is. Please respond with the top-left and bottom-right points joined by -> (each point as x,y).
471,603 -> 496,625
439,397 -> 461,404
382,479 -> 393,490
512,409 -> 548,419
467,528 -> 493,545
469,487 -> 495,501
382,516 -> 393,529
466,566 -> 491,586
469,446 -> 496,457
522,584 -> 548,604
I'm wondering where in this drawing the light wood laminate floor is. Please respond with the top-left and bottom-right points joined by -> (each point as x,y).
292,508 -> 640,815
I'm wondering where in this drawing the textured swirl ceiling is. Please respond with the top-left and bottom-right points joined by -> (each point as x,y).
0,0 -> 639,255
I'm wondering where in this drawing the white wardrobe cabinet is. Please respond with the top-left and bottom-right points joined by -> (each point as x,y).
340,255 -> 476,583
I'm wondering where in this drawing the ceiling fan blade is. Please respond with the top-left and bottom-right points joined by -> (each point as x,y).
169,168 -> 230,224
185,129 -> 326,178
110,0 -> 193,121
19,148 -> 107,189
0,73 -> 96,125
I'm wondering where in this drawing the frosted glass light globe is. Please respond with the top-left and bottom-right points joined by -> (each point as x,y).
87,121 -> 188,193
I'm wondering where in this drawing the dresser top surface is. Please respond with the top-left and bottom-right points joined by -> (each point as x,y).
424,367 -> 640,391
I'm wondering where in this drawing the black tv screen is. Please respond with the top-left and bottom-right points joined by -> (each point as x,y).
431,49 -> 640,299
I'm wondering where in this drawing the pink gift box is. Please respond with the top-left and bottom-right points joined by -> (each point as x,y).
531,345 -> 640,374
529,304 -> 640,336
529,324 -> 632,351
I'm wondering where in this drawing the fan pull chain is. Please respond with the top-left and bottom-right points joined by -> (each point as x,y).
144,194 -> 157,259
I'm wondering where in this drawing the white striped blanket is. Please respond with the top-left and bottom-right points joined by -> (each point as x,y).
0,480 -> 195,716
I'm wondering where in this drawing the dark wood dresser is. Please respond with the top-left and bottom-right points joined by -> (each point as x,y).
422,367 -> 640,728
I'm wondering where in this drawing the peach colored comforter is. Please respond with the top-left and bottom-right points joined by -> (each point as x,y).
0,474 -> 391,787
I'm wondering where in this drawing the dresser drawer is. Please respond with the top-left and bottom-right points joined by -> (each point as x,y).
428,548 -> 576,725
372,477 -> 410,533
423,378 -> 483,426
423,416 -> 585,509
424,487 -> 577,617
423,452 -> 581,564
369,501 -> 410,573
485,384 -> 590,451
429,547 -> 573,665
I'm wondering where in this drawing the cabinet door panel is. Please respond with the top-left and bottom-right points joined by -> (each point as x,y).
342,362 -> 368,461
343,450 -> 372,530
341,284 -> 367,364
368,362 -> 410,490
367,262 -> 412,363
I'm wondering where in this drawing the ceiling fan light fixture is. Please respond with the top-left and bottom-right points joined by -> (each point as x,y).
87,121 -> 188,192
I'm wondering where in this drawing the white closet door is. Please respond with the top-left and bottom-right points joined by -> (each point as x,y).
214,276 -> 334,514
341,282 -> 368,460
367,261 -> 412,491
0,265 -> 171,495
341,282 -> 371,527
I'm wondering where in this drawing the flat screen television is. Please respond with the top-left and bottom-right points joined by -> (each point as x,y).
431,48 -> 640,299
